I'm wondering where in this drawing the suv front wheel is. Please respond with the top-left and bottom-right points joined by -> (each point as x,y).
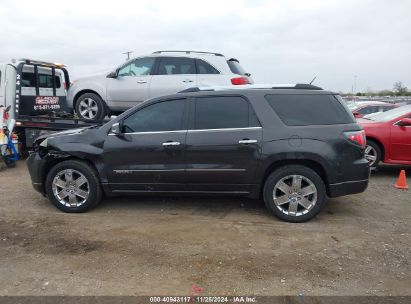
263,165 -> 327,222
45,160 -> 102,213
75,92 -> 106,120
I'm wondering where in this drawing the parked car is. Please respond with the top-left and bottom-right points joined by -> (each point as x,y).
357,105 -> 411,169
67,51 -> 253,120
348,101 -> 399,118
27,84 -> 369,222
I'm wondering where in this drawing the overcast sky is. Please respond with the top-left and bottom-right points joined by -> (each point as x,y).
1,0 -> 410,92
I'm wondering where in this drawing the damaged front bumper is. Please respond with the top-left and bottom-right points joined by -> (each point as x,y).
26,152 -> 48,195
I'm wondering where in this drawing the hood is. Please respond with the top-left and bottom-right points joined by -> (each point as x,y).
34,126 -> 97,147
72,72 -> 110,84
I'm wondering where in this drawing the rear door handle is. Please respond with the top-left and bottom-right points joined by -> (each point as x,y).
162,141 -> 181,146
137,80 -> 147,84
238,139 -> 257,144
183,79 -> 194,83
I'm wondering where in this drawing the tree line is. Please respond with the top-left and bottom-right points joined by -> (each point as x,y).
347,81 -> 411,97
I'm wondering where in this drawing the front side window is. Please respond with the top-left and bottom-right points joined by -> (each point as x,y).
157,57 -> 196,75
122,99 -> 185,133
196,59 -> 219,74
118,57 -> 155,77
265,94 -> 354,126
193,96 -> 259,130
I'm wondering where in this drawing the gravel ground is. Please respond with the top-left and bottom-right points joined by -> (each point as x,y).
0,162 -> 410,296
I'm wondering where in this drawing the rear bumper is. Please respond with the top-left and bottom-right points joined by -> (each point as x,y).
26,152 -> 47,195
328,178 -> 369,197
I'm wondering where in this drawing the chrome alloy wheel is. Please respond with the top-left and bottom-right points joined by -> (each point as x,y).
78,98 -> 98,119
364,145 -> 377,167
273,175 -> 317,217
52,169 -> 90,207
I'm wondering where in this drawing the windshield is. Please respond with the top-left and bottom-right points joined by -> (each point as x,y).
368,105 -> 411,122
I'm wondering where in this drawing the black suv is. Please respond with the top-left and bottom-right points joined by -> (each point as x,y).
27,84 -> 369,222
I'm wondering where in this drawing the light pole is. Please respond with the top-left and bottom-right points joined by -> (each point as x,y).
122,51 -> 133,61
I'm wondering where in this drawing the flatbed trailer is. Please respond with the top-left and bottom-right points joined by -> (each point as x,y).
1,59 -> 106,153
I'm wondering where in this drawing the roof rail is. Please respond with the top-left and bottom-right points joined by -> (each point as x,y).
152,50 -> 224,57
18,58 -> 66,68
178,83 -> 323,93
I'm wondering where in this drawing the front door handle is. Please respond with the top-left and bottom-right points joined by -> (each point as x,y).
137,80 -> 147,84
162,141 -> 181,146
238,139 -> 257,144
183,79 -> 194,83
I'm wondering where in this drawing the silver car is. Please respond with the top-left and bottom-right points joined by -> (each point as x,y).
67,50 -> 253,120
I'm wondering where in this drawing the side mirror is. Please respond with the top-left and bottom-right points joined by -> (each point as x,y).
353,111 -> 360,117
106,70 -> 118,78
397,118 -> 411,127
111,122 -> 122,135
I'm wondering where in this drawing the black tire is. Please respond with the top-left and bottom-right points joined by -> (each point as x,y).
75,93 -> 106,120
45,160 -> 102,213
263,165 -> 327,223
365,140 -> 381,170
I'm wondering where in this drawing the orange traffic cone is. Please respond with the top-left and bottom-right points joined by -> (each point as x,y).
395,170 -> 409,189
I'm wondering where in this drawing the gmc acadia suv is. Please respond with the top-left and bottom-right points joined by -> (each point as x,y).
67,50 -> 252,120
27,84 -> 369,222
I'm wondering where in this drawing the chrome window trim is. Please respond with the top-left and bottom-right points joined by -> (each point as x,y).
188,126 -> 262,133
109,130 -> 187,136
108,126 -> 262,136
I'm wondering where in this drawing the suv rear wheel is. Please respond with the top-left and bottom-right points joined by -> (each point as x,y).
45,160 -> 102,213
263,165 -> 326,222
75,92 -> 106,120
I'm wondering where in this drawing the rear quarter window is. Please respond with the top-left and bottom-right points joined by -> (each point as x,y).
265,94 -> 354,126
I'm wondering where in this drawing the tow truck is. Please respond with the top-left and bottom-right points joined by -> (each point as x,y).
0,59 -> 106,154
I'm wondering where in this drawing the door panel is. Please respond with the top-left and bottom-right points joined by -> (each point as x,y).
185,95 -> 262,193
185,128 -> 262,192
149,75 -> 196,98
149,57 -> 197,98
103,132 -> 186,191
390,120 -> 411,161
106,75 -> 151,106
106,57 -> 155,109
103,98 -> 188,192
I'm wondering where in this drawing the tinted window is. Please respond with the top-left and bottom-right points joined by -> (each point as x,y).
369,105 -> 411,122
265,94 -> 354,126
158,57 -> 195,75
21,72 -> 61,88
358,106 -> 376,115
122,99 -> 185,133
118,57 -> 155,77
227,59 -> 247,75
194,96 -> 259,129
196,59 -> 219,74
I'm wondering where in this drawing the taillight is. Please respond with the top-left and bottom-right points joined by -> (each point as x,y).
344,130 -> 366,149
231,76 -> 250,85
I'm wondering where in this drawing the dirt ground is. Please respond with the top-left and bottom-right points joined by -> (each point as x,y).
0,162 -> 410,296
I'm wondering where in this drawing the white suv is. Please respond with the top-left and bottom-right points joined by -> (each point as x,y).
67,50 -> 253,120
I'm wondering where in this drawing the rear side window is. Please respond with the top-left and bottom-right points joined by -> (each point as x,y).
196,59 -> 219,74
157,57 -> 196,75
227,59 -> 247,75
193,96 -> 260,130
21,72 -> 61,88
265,94 -> 354,126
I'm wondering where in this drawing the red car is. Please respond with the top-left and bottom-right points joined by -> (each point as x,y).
358,105 -> 411,169
349,101 -> 399,118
